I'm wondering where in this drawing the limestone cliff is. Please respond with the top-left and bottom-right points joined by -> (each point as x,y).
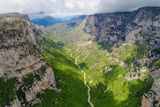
0,13 -> 57,106
84,7 -> 160,49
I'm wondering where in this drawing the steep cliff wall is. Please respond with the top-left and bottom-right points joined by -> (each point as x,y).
84,7 -> 160,107
84,7 -> 160,48
84,12 -> 132,44
0,13 -> 57,107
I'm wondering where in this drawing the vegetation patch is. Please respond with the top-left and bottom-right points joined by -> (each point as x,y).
0,78 -> 17,106
23,73 -> 34,89
154,59 -> 160,68
16,87 -> 28,105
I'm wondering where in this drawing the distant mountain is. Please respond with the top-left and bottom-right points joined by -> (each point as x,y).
31,16 -> 62,27
33,15 -> 86,38
58,15 -> 86,21
29,13 -> 86,27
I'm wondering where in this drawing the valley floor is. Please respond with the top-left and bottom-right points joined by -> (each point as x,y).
35,19 -> 153,107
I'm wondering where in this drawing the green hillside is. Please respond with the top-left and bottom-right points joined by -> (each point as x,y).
33,41 -> 89,107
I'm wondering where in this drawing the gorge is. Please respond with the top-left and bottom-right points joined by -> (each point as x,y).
0,6 -> 160,107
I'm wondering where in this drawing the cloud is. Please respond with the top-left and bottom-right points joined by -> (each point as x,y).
98,0 -> 160,13
0,0 -> 160,16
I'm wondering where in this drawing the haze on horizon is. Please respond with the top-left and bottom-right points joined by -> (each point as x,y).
0,0 -> 160,16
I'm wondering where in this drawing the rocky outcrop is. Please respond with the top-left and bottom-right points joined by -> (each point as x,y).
141,69 -> 160,107
0,13 -> 57,106
141,96 -> 151,107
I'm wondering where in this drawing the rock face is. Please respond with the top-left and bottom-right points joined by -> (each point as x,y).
84,12 -> 132,44
84,7 -> 160,107
141,69 -> 160,107
84,7 -> 160,48
0,13 -> 57,106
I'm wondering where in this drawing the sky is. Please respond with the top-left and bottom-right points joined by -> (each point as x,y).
0,0 -> 160,16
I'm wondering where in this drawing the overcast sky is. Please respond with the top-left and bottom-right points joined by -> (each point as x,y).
0,0 -> 160,16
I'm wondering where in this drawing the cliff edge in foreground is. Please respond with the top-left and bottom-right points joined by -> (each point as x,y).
0,13 -> 57,107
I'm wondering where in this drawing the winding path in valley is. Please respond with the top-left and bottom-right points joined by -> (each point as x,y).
75,56 -> 94,107
66,49 -> 73,57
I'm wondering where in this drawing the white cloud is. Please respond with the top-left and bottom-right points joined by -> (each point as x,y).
0,0 -> 160,16
65,3 -> 75,8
